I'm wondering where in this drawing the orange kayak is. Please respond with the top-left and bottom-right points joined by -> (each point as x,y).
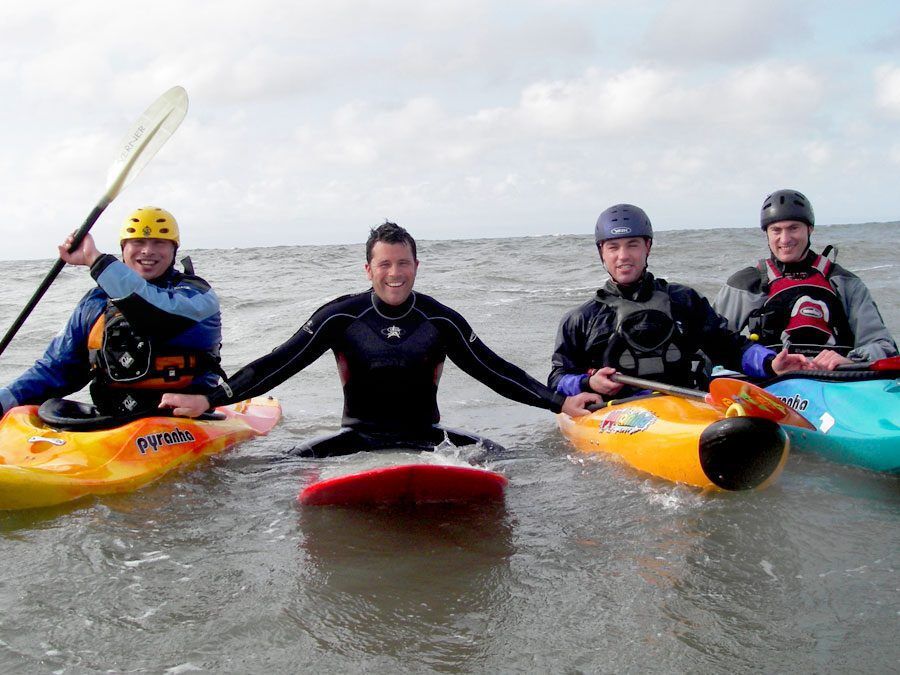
557,393 -> 789,491
0,397 -> 281,510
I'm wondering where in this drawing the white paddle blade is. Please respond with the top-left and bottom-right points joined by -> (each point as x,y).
103,85 -> 189,201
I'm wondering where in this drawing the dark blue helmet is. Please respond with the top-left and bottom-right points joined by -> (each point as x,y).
760,189 -> 814,230
594,204 -> 653,244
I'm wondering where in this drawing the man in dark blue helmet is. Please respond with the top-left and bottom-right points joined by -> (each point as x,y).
549,204 -> 808,400
714,189 -> 897,370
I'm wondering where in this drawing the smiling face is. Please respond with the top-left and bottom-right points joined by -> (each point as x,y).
600,236 -> 651,286
766,220 -> 811,263
122,238 -> 177,280
365,241 -> 419,305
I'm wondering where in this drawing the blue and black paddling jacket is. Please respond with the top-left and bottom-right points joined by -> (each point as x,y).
0,254 -> 222,416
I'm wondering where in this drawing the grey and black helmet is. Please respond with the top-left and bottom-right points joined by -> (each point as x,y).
594,204 -> 653,244
760,189 -> 814,230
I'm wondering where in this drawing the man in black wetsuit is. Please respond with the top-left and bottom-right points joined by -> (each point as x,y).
161,222 -> 600,456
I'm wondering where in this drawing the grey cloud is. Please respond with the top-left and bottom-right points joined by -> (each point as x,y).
637,0 -> 812,65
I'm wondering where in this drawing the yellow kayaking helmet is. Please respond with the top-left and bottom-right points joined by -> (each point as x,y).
120,207 -> 180,246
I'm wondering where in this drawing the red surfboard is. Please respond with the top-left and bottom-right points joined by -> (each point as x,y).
298,463 -> 508,506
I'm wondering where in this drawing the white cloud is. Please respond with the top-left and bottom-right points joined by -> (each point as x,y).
874,64 -> 900,117
715,62 -> 824,128
804,141 -> 832,167
890,144 -> 900,164
515,67 -> 673,136
465,61 -> 824,143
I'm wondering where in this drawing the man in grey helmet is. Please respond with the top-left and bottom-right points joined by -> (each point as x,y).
713,189 -> 897,370
549,204 -> 808,401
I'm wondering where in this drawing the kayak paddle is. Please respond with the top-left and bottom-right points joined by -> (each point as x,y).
601,373 -> 815,429
0,85 -> 190,358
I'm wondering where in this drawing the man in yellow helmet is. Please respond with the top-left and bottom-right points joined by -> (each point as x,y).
0,207 -> 223,420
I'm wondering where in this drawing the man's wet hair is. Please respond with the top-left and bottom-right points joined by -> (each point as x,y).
365,221 -> 418,262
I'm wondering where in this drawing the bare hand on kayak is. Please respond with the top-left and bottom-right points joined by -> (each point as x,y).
809,349 -> 853,371
771,348 -> 812,375
159,393 -> 211,418
588,366 -> 625,397
562,392 -> 602,417
58,232 -> 101,267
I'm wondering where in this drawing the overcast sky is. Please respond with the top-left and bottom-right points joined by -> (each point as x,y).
1,0 -> 899,259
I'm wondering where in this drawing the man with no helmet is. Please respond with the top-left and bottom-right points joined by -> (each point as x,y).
162,222 -> 600,455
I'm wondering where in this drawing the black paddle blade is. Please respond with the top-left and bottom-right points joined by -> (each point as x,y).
698,417 -> 788,491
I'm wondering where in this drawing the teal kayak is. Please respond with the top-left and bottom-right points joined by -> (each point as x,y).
764,372 -> 899,473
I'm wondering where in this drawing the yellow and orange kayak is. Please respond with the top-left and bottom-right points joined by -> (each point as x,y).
557,393 -> 789,491
0,397 -> 281,510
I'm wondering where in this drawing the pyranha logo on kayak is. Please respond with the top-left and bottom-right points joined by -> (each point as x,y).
597,408 -> 656,434
775,393 -> 809,411
135,428 -> 197,455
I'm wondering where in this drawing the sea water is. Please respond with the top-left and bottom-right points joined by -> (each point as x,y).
0,223 -> 897,672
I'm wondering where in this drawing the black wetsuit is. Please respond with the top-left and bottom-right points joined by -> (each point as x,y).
207,289 -> 566,456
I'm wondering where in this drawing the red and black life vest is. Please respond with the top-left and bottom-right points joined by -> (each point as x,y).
747,253 -> 854,355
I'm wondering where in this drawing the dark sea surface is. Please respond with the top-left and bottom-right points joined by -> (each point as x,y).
0,223 -> 897,673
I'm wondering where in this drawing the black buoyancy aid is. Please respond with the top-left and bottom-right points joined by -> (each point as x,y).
748,253 -> 854,355
596,286 -> 694,384
87,301 -> 220,414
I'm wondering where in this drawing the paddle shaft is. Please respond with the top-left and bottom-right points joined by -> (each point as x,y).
584,372 -> 708,412
583,372 -> 814,429
0,201 -> 108,357
611,373 -> 707,401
